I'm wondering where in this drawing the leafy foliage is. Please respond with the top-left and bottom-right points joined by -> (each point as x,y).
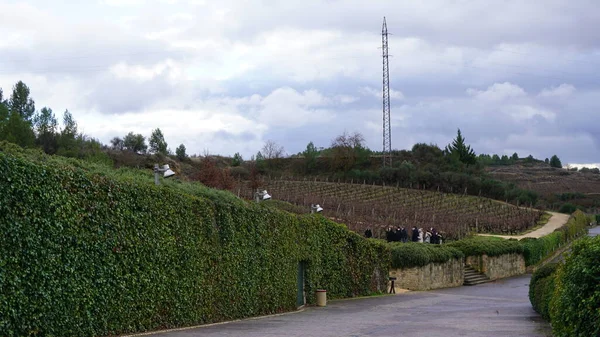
0,149 -> 389,336
149,128 -> 168,155
123,132 -> 148,154
549,236 -> 600,337
389,242 -> 464,268
175,144 -> 187,161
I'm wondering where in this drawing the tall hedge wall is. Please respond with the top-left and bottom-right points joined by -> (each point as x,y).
0,151 -> 388,337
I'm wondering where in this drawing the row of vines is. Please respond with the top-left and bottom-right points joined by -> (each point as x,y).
238,178 -> 543,240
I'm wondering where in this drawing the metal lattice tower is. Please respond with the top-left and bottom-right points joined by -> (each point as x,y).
382,17 -> 392,167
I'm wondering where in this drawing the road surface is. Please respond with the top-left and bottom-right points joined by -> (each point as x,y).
131,275 -> 551,337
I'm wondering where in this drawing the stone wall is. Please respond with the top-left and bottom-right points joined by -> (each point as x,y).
466,253 -> 526,280
389,258 -> 464,291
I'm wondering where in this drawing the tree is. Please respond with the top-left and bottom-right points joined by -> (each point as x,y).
511,152 -> 519,161
34,107 -> 58,154
175,144 -> 187,161
110,137 -> 124,150
123,132 -> 147,154
444,129 -> 476,165
262,140 -> 285,159
303,141 -> 319,173
232,152 -> 243,166
550,155 -> 562,168
1,112 -> 35,147
330,131 -> 369,172
9,81 -> 35,123
545,158 -> 550,164
149,128 -> 168,155
57,110 -> 79,156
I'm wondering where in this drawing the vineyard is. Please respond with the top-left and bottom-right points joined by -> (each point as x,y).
238,178 -> 544,241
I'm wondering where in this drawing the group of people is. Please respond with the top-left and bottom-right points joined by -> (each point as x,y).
364,226 -> 442,244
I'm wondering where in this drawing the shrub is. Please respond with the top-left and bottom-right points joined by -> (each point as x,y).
521,210 -> 589,266
528,262 -> 559,320
0,151 -> 389,337
559,203 -> 577,214
550,237 -> 600,337
447,236 -> 524,257
389,242 -> 464,269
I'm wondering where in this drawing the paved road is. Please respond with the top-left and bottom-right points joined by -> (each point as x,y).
136,275 -> 551,337
589,225 -> 600,237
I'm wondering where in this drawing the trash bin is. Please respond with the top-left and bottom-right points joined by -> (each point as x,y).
316,289 -> 327,307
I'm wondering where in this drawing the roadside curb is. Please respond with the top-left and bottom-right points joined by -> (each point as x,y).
120,308 -> 306,337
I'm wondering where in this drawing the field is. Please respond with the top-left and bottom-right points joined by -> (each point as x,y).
238,178 -> 544,240
487,165 -> 600,196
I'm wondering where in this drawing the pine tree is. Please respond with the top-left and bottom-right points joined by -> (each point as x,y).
550,155 -> 562,168
445,129 -> 476,165
34,107 -> 58,154
9,81 -> 35,123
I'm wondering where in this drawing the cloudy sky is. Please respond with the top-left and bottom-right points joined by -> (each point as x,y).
1,0 -> 599,164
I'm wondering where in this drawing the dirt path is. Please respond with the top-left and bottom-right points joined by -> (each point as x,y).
479,212 -> 569,240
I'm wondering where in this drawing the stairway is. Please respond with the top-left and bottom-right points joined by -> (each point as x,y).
463,265 -> 491,286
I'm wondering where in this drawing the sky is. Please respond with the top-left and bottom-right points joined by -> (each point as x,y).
0,0 -> 599,165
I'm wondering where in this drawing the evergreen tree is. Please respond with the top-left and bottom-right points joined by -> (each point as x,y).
550,155 -> 562,168
445,129 -> 476,165
303,141 -> 318,173
34,107 -> 58,154
9,81 -> 35,123
176,144 -> 187,161
232,152 -> 243,166
511,152 -> 519,161
149,128 -> 168,155
57,110 -> 79,156
2,112 -> 35,147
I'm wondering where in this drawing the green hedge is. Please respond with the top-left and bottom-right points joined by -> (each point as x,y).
389,242 -> 464,269
549,236 -> 600,337
447,236 -> 524,257
528,262 -> 559,320
0,151 -> 388,337
521,210 -> 589,266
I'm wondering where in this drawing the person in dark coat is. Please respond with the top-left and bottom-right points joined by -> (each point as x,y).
400,227 -> 408,243
385,227 -> 393,242
364,228 -> 373,238
411,227 -> 419,242
431,228 -> 439,244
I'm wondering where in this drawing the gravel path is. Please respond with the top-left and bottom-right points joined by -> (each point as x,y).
479,212 -> 569,240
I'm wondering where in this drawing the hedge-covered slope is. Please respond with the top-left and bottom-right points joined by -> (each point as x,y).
0,151 -> 388,337
521,210 -> 589,266
447,236 -> 524,257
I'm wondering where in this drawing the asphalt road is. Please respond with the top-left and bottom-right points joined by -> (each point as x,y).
136,275 -> 551,337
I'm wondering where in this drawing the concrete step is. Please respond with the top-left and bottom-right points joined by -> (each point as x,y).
463,266 -> 491,286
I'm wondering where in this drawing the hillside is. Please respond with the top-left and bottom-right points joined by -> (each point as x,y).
487,163 -> 600,212
238,178 -> 544,241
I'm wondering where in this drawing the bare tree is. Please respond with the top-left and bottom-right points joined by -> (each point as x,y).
330,130 -> 367,172
262,140 -> 285,159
